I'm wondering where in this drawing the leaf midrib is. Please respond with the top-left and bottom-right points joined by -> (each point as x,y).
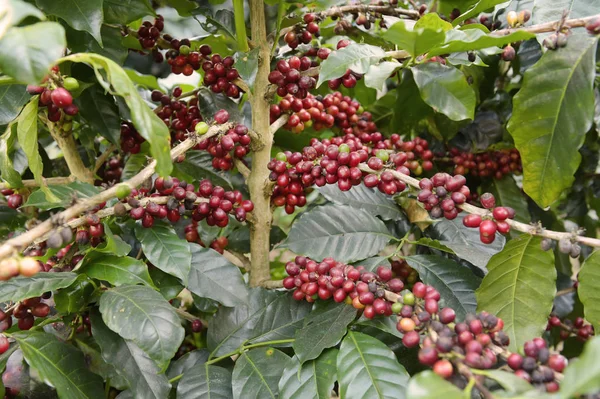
348,332 -> 383,398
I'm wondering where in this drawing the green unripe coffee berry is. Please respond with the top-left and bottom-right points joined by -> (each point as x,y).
116,184 -> 132,199
339,143 -> 350,153
62,77 -> 79,91
403,292 -> 416,306
275,152 -> 287,162
376,149 -> 389,162
179,45 -> 191,55
62,122 -> 72,132
195,121 -> 209,135
391,302 -> 403,314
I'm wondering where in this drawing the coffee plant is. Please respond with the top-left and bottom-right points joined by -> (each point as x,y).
1,0 -> 600,398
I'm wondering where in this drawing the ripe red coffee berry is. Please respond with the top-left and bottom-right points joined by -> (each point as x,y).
479,220 -> 497,237
6,194 -> 23,209
507,353 -> 523,370
402,331 -> 420,348
191,319 -> 203,332
214,109 -> 230,124
480,193 -> 496,209
463,214 -> 482,228
439,308 -> 456,324
50,88 -> 73,108
433,359 -> 453,379
492,207 -> 510,221
0,335 -> 9,354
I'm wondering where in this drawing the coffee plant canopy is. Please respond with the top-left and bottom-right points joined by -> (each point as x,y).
0,0 -> 599,398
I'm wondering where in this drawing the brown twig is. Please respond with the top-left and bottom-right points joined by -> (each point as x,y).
93,144 -> 117,174
491,14 -> 600,36
233,158 -> 251,180
0,176 -> 75,190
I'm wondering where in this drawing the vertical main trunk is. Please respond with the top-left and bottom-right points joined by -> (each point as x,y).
248,0 -> 273,287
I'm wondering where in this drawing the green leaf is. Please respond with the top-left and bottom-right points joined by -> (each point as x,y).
382,19 -> 447,57
507,35 -> 597,208
280,204 -> 392,263
481,370 -> 533,394
207,288 -> 311,357
104,0 -> 153,24
13,331 -> 104,399
122,153 -> 147,180
177,365 -> 232,399
577,251 -> 600,333
66,25 -> 127,64
79,253 -> 154,287
24,182 -> 101,210
278,350 -> 338,399
317,44 -> 386,88
135,220 -> 191,284
411,63 -> 476,121
405,255 -> 480,322
17,99 -> 44,186
167,349 -> 209,380
0,125 -> 22,188
364,62 -> 401,92
412,238 -> 454,254
76,86 -> 120,145
317,183 -> 403,221
0,272 -> 78,303
36,0 -> 104,45
149,267 -> 184,300
175,150 -> 233,189
453,0 -> 507,25
0,84 -> 29,125
0,22 -> 66,84
125,69 -> 160,90
476,235 -> 556,352
337,331 -> 409,399
234,48 -> 259,93
8,0 -> 46,26
63,53 -> 172,176
188,244 -> 249,307
559,336 -> 600,398
54,275 -> 94,314
294,302 -> 356,364
406,371 -> 463,399
90,311 -> 171,399
427,215 -> 505,271
351,256 -> 391,273
428,29 -> 535,57
232,348 -> 290,399
99,285 -> 185,365
95,221 -> 131,257
75,337 -> 128,390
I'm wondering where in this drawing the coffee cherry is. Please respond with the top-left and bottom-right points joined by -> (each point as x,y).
463,214 -> 482,228
0,335 -> 8,354
214,110 -> 229,124
19,257 -> 40,277
492,207 -> 510,221
50,88 -> 73,108
439,308 -> 456,324
506,10 -> 518,27
6,194 -> 23,209
502,45 -> 516,61
507,353 -> 523,370
558,238 -> 572,254
402,331 -> 420,348
480,193 -> 496,209
116,184 -> 131,199
433,359 -> 453,379
62,77 -> 79,91
195,122 -> 209,135
191,319 -> 203,332
479,220 -> 497,238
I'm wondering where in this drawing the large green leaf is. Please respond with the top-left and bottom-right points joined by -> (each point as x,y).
316,44 -> 386,88
66,25 -> 127,64
577,251 -> 600,332
95,221 -> 132,257
382,16 -> 450,57
507,35 -> 597,208
452,0 -> 507,25
0,272 -> 78,303
135,220 -> 191,284
559,336 -> 600,398
0,85 -> 29,125
337,331 -> 409,399
122,153 -> 147,180
7,0 -> 46,26
79,253 -> 154,287
317,183 -> 403,221
16,99 -> 44,185
406,371 -> 463,399
426,215 -> 505,270
280,204 -> 392,263
36,0 -> 104,45
476,235 -> 556,351
175,150 -> 233,189
62,53 -> 171,176
0,124 -> 22,188
294,302 -> 355,364
188,244 -> 249,307
411,63 -> 476,121
24,181 -> 101,210
278,350 -> 338,399
99,285 -> 185,365
231,348 -> 290,399
90,311 -> 171,399
177,365 -> 232,399
207,288 -> 311,357
76,85 -> 120,145
54,275 -> 94,314
13,331 -> 104,399
363,61 -> 401,92
428,29 -> 535,57
75,337 -> 128,390
405,255 -> 480,322
0,22 -> 66,84
104,0 -> 153,24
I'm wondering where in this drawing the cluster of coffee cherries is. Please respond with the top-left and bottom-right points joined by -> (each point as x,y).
98,156 -> 123,185
199,46 -> 243,99
283,13 -> 321,49
27,72 -> 79,123
7,296 -> 51,331
506,338 -> 566,392
195,110 -> 251,171
462,193 -> 515,243
183,223 -> 230,254
151,87 -> 203,142
136,15 -> 164,49
0,256 -> 40,280
268,56 -> 317,99
3,189 -> 23,210
547,315 -> 595,341
282,256 -> 407,310
120,121 -> 145,154
448,147 -> 522,179
416,172 -> 470,221
540,236 -> 582,259
163,38 -> 202,76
